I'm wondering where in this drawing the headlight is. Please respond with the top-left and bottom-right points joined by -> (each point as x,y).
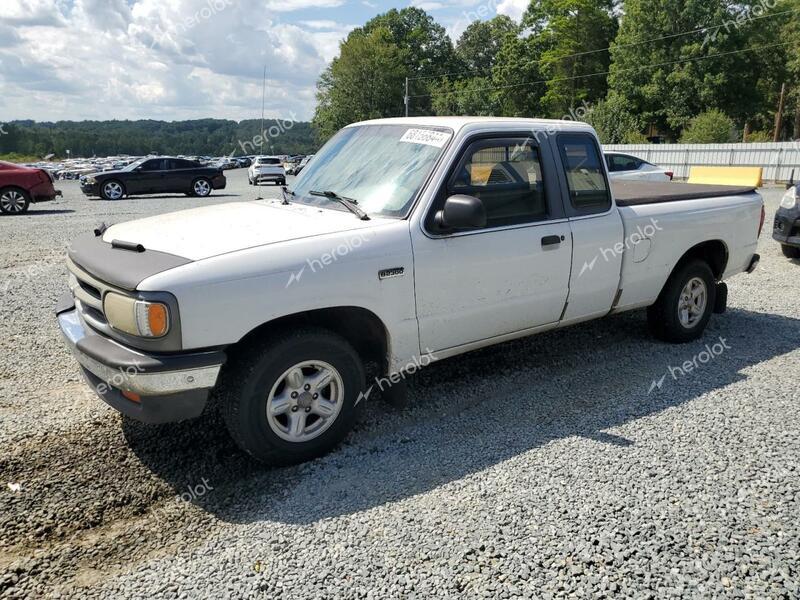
85,176 -> 96,184
103,293 -> 170,338
780,186 -> 798,210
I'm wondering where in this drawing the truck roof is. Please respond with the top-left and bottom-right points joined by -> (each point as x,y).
349,116 -> 595,133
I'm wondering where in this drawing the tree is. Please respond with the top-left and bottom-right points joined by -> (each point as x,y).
524,0 -> 618,118
312,28 -> 406,140
491,33 -> 548,117
359,7 -> 459,116
607,0 -> 792,138
679,110 -> 736,143
582,92 -> 647,143
455,16 -> 519,74
432,77 -> 501,116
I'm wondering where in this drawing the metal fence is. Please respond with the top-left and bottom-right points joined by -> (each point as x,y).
604,142 -> 800,183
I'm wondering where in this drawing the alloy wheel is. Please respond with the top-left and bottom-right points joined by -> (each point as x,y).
265,361 -> 344,443
0,190 -> 27,213
678,277 -> 707,328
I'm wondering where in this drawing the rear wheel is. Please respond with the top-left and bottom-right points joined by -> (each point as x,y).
100,180 -> 125,200
192,178 -> 212,197
647,259 -> 716,343
0,187 -> 31,214
218,328 -> 365,465
781,244 -> 800,259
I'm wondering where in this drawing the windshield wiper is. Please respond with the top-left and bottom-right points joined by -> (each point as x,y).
281,186 -> 294,205
309,190 -> 370,220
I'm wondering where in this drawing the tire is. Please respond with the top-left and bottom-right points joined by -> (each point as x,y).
248,178 -> 254,186
781,244 -> 800,259
0,187 -> 31,214
100,180 -> 125,201
192,178 -> 212,197
647,259 -> 717,343
218,328 -> 365,465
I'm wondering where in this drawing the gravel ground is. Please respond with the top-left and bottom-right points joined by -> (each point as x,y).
1,173 -> 798,599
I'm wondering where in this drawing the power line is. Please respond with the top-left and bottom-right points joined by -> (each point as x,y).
409,39 -> 795,100
406,6 -> 799,83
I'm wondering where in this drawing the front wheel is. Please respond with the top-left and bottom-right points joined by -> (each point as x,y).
647,259 -> 717,343
781,244 -> 800,259
192,178 -> 212,197
100,180 -> 125,200
0,187 -> 31,214
218,328 -> 365,465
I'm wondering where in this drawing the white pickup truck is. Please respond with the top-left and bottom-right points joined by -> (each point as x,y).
57,117 -> 764,464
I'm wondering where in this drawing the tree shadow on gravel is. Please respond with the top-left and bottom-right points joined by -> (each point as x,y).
122,307 -> 800,526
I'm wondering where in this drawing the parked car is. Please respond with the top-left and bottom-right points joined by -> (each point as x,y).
0,161 -> 62,214
249,156 -> 286,185
773,184 -> 800,259
290,154 -> 315,176
79,157 -> 226,200
57,117 -> 763,465
605,152 -> 673,181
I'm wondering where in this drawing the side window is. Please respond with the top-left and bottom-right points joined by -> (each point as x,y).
140,159 -> 164,171
557,134 -> 611,214
446,138 -> 548,229
611,154 -> 639,172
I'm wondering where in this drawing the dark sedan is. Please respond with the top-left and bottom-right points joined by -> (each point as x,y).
80,157 -> 226,200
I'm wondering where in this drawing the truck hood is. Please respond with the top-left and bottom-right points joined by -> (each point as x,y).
102,200 -> 387,261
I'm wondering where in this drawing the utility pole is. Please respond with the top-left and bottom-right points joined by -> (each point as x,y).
773,82 -> 787,143
404,77 -> 409,117
260,64 -> 267,149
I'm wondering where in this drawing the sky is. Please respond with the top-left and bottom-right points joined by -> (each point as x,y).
0,0 -> 528,123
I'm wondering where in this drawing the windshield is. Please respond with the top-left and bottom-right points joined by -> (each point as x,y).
257,158 -> 280,165
123,158 -> 147,171
290,124 -> 452,218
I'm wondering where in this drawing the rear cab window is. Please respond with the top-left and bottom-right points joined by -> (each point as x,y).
557,134 -> 611,216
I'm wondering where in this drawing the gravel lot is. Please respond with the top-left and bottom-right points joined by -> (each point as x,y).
1,172 -> 798,598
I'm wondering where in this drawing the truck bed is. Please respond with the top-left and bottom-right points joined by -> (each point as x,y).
612,180 -> 757,207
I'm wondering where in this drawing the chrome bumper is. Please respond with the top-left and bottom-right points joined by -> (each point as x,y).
58,308 -> 222,396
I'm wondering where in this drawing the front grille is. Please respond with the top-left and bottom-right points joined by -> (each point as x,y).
67,257 -> 116,330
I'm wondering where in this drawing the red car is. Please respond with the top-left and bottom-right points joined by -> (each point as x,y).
0,161 -> 62,214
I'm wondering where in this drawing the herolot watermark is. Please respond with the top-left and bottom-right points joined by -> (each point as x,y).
580,218 -> 663,276
285,231 -> 374,288
234,114 -> 301,157
356,349 -> 437,404
648,336 -> 731,394
701,0 -> 780,49
0,123 -> 7,135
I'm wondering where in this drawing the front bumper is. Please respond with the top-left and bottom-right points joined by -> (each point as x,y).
57,297 -> 225,423
80,182 -> 100,196
773,206 -> 800,247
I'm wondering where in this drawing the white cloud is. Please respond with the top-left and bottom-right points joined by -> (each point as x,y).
496,0 -> 528,21
1,0 -> 347,122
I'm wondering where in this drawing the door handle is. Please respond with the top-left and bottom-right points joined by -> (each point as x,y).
541,235 -> 564,247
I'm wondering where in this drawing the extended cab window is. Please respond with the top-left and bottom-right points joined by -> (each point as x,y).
444,138 -> 547,229
558,135 -> 611,214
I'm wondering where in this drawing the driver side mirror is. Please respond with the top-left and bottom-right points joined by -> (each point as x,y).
434,194 -> 487,231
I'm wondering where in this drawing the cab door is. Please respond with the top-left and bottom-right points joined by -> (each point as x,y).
411,134 -> 572,353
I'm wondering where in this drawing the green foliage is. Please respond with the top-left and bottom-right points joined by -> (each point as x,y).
0,119 -> 317,158
455,16 -> 519,74
0,153 -> 42,163
745,130 -> 773,143
432,77 -> 501,116
581,93 -> 646,143
525,0 -> 618,117
313,28 -> 406,140
679,110 -> 737,143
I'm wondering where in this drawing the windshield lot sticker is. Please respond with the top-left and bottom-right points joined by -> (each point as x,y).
400,129 -> 450,148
